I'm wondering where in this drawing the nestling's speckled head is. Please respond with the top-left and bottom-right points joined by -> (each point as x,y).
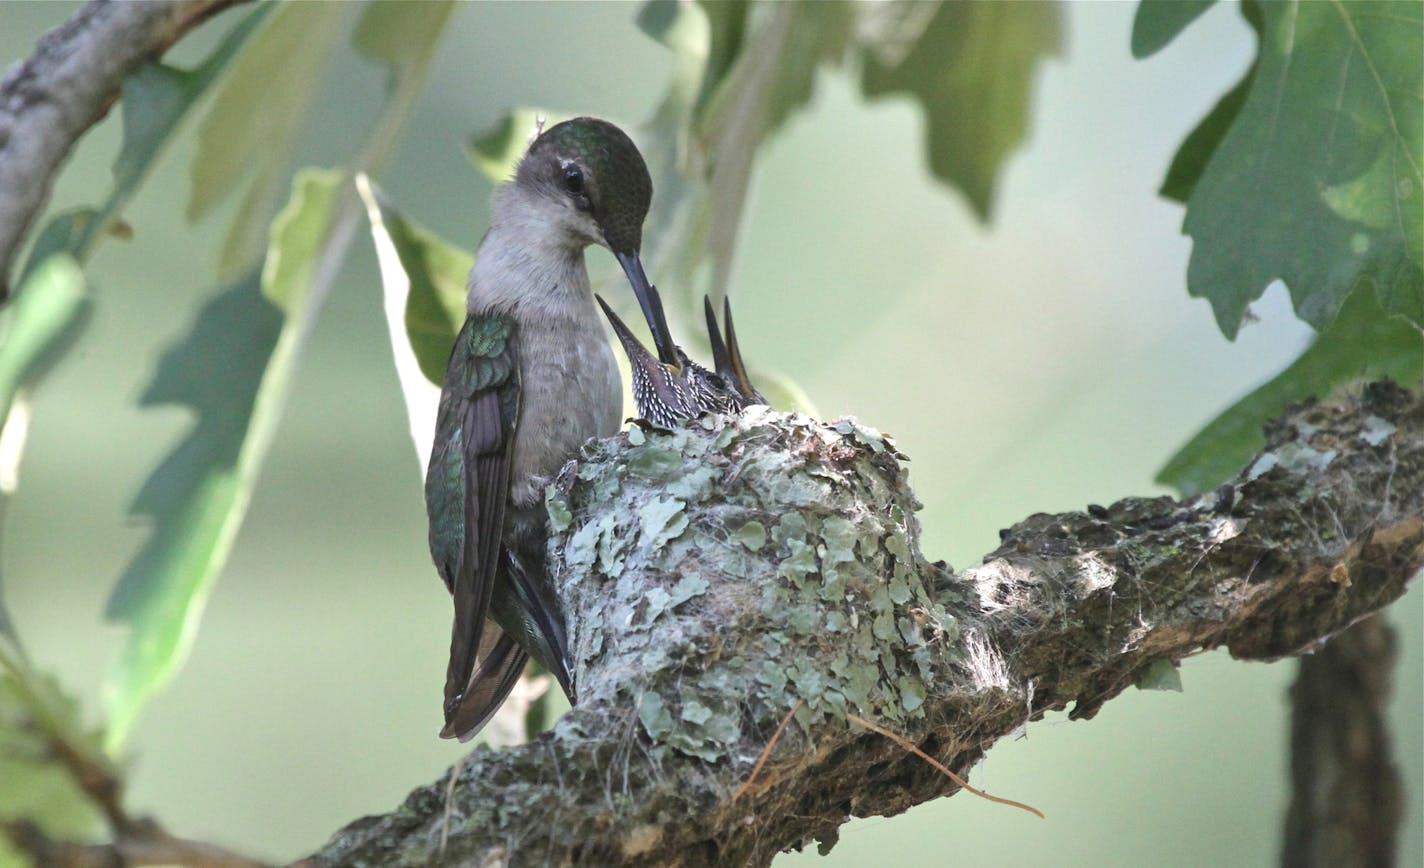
515,117 -> 653,255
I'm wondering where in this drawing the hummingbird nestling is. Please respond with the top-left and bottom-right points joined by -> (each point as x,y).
426,117 -> 666,741
595,287 -> 765,428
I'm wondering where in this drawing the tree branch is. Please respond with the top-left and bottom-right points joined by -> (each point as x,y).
1281,616 -> 1403,867
0,0 -> 247,301
309,382 -> 1423,867
2,818 -> 268,868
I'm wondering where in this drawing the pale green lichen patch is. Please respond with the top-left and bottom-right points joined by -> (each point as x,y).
1134,658 -> 1184,692
545,486 -> 573,533
548,410 -> 959,766
734,521 -> 767,551
640,497 -> 689,550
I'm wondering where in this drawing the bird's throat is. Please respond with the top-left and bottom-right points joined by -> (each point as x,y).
467,225 -> 593,324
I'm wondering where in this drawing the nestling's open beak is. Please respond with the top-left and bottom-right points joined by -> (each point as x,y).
615,250 -> 677,366
595,293 -> 670,382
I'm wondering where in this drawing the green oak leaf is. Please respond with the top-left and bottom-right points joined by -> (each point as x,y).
188,1 -> 350,280
104,171 -> 341,750
1130,0 -> 1217,59
468,110 -> 565,184
1151,0 -> 1424,337
0,251 -> 88,649
98,0 -> 448,752
102,269 -> 281,750
1,6 -> 267,661
859,1 -> 1062,219
624,1 -> 1056,416
0,254 -> 88,445
0,1 -> 265,390
261,171 -> 342,310
1159,281 -> 1423,495
1139,1 -> 1257,204
698,1 -> 854,142
66,2 -> 276,263
357,179 -> 471,384
352,0 -> 454,77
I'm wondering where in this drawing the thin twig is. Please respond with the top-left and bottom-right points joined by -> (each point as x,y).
734,698 -> 804,801
1,646 -> 267,865
0,643 -> 130,832
440,753 -> 470,855
846,713 -> 1044,819
2,818 -> 269,868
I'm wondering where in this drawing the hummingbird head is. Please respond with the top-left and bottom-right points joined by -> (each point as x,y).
515,117 -> 676,365
517,117 -> 650,253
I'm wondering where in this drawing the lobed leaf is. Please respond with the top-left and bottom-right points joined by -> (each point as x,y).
859,1 -> 1062,220
467,109 -> 564,185
1155,0 -> 1424,337
352,0 -> 455,75
1130,0 -> 1217,59
0,254 -> 88,441
357,177 -> 471,470
103,171 -> 341,750
619,1 -> 1055,409
188,1 -> 350,280
261,170 -> 343,311
1,0 -> 268,417
101,269 -> 281,750
111,1 -> 273,223
100,0 -> 458,745
1158,282 -> 1423,495
0,2 -> 268,686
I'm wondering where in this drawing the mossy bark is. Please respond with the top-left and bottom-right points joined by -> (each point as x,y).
308,383 -> 1424,868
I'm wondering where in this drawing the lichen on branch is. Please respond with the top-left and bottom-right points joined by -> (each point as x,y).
310,383 -> 1423,867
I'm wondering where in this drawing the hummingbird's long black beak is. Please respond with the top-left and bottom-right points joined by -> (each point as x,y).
595,293 -> 667,380
614,250 -> 677,366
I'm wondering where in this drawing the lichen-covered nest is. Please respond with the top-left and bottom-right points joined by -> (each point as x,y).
546,407 -> 958,765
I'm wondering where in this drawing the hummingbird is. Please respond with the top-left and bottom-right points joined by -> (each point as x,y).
426,117 -> 669,741
594,288 -> 765,428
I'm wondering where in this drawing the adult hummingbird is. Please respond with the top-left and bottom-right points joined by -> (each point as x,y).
594,288 -> 764,428
426,117 -> 669,741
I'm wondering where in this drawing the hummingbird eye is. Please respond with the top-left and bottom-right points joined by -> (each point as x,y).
561,165 -> 585,196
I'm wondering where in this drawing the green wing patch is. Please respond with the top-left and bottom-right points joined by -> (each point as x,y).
455,316 -> 516,395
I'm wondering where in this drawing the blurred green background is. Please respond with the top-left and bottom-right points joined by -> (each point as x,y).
2,2 -> 1419,865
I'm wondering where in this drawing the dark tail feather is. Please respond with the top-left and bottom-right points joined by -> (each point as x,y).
441,627 -> 529,741
504,549 -> 576,703
441,397 -> 509,727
